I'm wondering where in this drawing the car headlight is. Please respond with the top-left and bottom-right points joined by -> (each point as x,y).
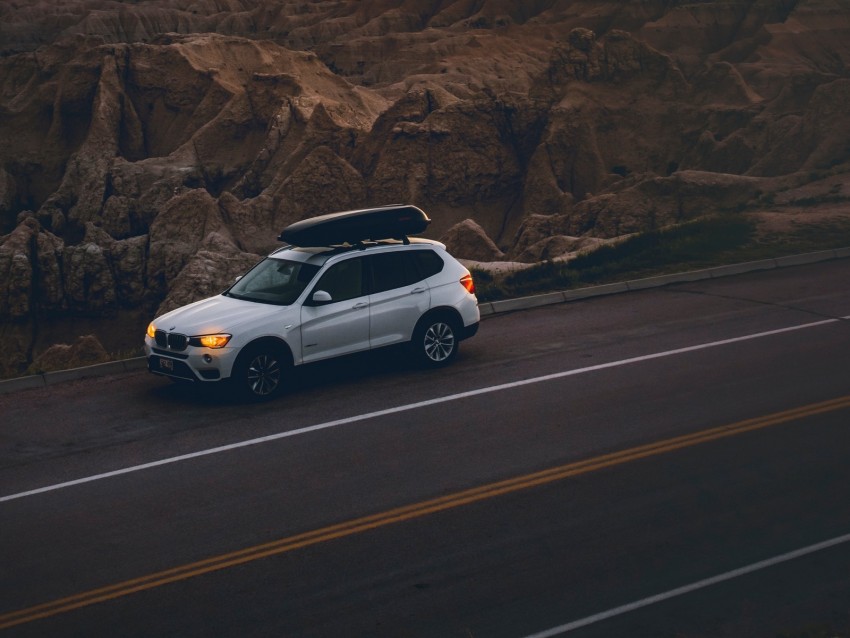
189,334 -> 232,349
146,322 -> 157,339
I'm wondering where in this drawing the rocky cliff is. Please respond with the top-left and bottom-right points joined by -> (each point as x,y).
1,0 -> 850,376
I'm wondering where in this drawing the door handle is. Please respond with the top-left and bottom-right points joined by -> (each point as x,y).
352,302 -> 369,310
410,287 -> 426,294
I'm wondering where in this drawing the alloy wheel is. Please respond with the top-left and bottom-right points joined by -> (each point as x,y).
246,353 -> 282,397
423,322 -> 455,363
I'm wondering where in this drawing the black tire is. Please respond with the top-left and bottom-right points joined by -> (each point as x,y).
412,314 -> 459,367
232,343 -> 290,401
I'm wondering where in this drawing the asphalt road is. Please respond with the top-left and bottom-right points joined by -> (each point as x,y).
1,259 -> 849,637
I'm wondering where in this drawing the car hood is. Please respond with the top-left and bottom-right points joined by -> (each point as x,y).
155,294 -> 293,335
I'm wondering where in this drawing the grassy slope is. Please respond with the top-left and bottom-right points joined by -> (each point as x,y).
473,212 -> 850,302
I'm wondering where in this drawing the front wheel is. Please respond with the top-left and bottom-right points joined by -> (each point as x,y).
232,343 -> 290,400
412,315 -> 459,367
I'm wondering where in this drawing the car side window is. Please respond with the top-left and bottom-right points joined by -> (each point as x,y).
412,250 -> 444,279
369,252 -> 421,294
313,257 -> 365,302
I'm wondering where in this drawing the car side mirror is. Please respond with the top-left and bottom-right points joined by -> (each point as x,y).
311,290 -> 333,305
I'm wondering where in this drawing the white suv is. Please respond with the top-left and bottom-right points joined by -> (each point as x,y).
144,206 -> 480,400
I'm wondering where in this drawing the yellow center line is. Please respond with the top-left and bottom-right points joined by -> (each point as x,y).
3,394 -> 850,630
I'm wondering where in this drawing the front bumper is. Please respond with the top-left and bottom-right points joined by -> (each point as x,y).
144,339 -> 240,382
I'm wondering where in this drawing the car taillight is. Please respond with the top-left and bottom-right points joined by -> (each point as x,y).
460,273 -> 475,294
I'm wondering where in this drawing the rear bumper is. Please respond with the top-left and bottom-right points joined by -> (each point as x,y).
460,321 -> 479,341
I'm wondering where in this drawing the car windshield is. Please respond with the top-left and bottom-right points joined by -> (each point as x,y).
224,258 -> 320,305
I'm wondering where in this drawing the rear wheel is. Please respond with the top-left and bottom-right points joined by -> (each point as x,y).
412,314 -> 459,367
232,343 -> 290,400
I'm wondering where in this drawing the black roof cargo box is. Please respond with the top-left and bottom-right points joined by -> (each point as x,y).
279,205 -> 430,247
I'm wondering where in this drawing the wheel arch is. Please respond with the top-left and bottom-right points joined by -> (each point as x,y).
417,306 -> 463,331
232,336 -> 294,371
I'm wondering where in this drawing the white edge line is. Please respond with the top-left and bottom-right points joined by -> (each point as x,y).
1,317 -> 843,504
522,531 -> 850,638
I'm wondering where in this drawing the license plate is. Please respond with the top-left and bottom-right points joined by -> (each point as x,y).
159,358 -> 174,371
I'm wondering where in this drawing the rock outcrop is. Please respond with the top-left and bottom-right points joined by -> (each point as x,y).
27,334 -> 110,374
440,219 -> 505,262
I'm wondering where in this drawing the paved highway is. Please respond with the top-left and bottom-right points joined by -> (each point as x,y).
2,259 -> 849,637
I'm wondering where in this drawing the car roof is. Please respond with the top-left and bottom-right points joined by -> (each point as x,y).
268,238 -> 445,267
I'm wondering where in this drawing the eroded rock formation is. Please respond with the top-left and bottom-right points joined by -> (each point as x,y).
1,0 -> 850,375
